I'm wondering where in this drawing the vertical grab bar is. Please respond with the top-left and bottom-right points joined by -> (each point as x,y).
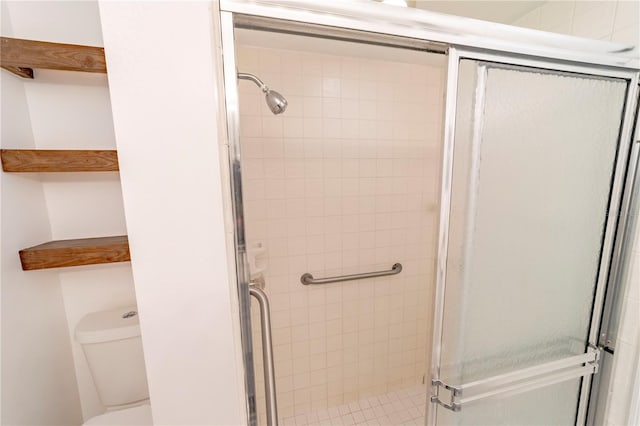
249,286 -> 278,426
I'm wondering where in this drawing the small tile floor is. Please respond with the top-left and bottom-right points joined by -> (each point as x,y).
281,385 -> 427,426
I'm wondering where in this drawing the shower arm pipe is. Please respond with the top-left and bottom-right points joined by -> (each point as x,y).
236,71 -> 288,115
237,72 -> 269,92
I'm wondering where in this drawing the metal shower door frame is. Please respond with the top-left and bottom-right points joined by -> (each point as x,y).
218,3 -> 640,425
220,11 -> 260,426
429,46 -> 640,426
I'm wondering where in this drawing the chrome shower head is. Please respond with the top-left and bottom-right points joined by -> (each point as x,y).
237,72 -> 288,115
265,89 -> 288,115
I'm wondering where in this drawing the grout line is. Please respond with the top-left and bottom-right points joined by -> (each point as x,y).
281,384 -> 427,426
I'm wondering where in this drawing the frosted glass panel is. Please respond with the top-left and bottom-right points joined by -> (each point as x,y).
436,60 -> 627,424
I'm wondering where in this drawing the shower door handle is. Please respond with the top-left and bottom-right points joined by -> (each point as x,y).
249,285 -> 279,426
431,346 -> 600,412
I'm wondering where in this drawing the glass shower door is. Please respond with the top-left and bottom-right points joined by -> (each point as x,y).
431,58 -> 630,425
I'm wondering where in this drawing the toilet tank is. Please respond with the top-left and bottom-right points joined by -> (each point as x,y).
75,306 -> 149,408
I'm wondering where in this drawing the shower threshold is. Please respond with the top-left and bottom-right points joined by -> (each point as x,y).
281,384 -> 427,426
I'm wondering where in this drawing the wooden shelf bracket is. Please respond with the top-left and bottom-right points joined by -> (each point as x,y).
1,65 -> 34,79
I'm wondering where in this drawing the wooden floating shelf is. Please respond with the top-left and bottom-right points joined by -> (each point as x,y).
1,37 -> 106,79
19,236 -> 130,271
1,149 -> 119,172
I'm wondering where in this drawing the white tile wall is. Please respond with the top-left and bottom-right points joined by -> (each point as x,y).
512,0 -> 639,47
512,3 -> 639,424
236,44 -> 444,422
606,225 -> 640,426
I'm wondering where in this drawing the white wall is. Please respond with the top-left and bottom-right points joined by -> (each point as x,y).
610,225 -> 640,426
512,1 -> 639,48
510,2 -> 639,424
1,3 -> 83,424
98,2 -> 247,424
1,1 -> 139,421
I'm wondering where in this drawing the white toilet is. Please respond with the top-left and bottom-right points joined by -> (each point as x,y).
75,306 -> 153,425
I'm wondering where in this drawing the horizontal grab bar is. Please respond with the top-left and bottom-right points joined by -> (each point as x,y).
300,263 -> 402,285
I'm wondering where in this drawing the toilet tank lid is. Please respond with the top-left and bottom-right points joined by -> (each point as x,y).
75,306 -> 141,344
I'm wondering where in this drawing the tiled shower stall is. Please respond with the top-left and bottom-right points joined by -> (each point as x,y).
236,35 -> 446,423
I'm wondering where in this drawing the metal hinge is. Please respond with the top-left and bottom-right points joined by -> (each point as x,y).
431,379 -> 462,412
588,343 -> 603,374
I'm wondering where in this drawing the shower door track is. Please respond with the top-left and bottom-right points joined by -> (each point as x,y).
220,0 -> 638,69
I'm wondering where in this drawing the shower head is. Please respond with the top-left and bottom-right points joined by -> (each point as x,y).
265,90 -> 287,115
237,72 -> 288,115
